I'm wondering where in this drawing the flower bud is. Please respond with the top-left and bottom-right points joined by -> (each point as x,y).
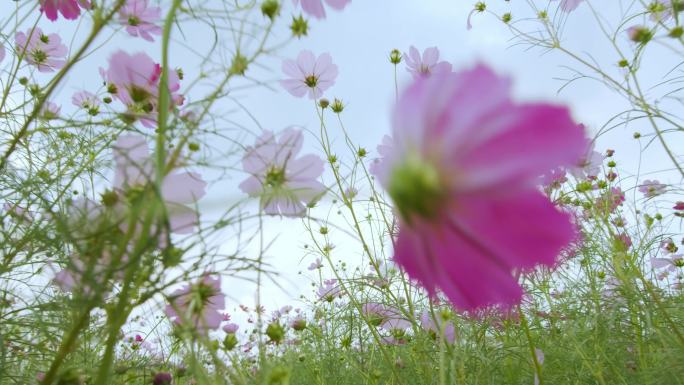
152,372 -> 173,385
389,49 -> 402,64
261,0 -> 280,20
290,15 -> 308,38
627,26 -> 653,44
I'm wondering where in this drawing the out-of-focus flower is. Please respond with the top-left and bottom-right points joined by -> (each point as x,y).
280,50 -> 338,99
404,46 -> 453,79
165,274 -> 225,333
568,142 -> 603,180
595,187 -> 624,213
307,258 -> 323,270
674,201 -> 684,211
103,51 -> 184,127
404,46 -> 452,79
40,0 -> 91,21
627,25 -> 653,43
3,202 -> 33,222
15,28 -> 67,72
652,255 -> 683,280
239,128 -> 325,217
72,90 -> 100,115
371,64 -> 585,311
292,0 -> 351,19
317,279 -> 342,302
420,310 -> 455,343
223,322 -> 240,334
119,0 -> 162,42
41,101 -> 60,120
112,134 -> 206,237
541,168 -> 567,192
638,180 -> 666,198
152,372 -> 173,385
551,0 -> 584,12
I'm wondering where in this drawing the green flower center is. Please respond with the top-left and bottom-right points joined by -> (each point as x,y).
128,16 -> 140,26
32,49 -> 47,64
388,154 -> 444,220
265,166 -> 287,188
304,75 -> 318,88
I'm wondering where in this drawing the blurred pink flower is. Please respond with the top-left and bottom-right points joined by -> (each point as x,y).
371,64 -> 586,311
41,101 -> 60,119
317,279 -> 342,302
568,141 -> 603,180
595,187 -> 624,213
165,274 -> 225,333
404,46 -> 452,79
15,28 -> 67,72
281,50 -> 338,99
638,179 -> 666,198
104,51 -> 183,127
119,0 -> 162,42
674,201 -> 684,210
292,0 -> 351,19
307,258 -> 323,270
72,90 -> 100,115
112,134 -> 206,236
40,0 -> 91,21
223,322 -> 239,333
419,310 -> 455,343
551,0 -> 584,12
239,128 -> 325,217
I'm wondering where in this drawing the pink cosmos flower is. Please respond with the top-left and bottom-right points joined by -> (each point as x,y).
223,322 -> 240,333
674,201 -> 684,210
568,141 -> 603,180
651,255 -> 683,280
119,0 -> 162,42
371,64 -> 586,311
72,90 -> 100,115
292,0 -> 351,19
40,0 -> 91,21
239,128 -> 326,217
317,279 -> 343,302
420,310 -> 455,343
280,50 -> 338,99
404,46 -> 452,79
15,28 -> 67,73
103,51 -> 183,128
307,258 -> 323,270
540,168 -> 567,192
595,187 -> 624,213
551,0 -> 584,12
41,101 -> 60,119
165,274 -> 225,333
112,134 -> 206,236
638,180 -> 666,198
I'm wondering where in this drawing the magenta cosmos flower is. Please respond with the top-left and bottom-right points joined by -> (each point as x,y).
165,274 -> 225,333
371,64 -> 586,311
15,28 -> 67,73
281,50 -> 338,99
112,134 -> 206,236
40,0 -> 91,21
404,46 -> 452,79
103,51 -> 183,127
119,0 -> 162,42
239,128 -> 326,217
292,0 -> 351,19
